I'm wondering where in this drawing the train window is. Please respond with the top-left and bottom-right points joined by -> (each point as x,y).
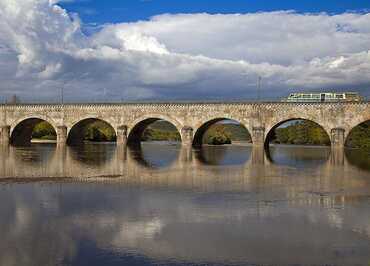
320,94 -> 325,102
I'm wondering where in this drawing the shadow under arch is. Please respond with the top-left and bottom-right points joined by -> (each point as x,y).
193,118 -> 252,147
127,118 -> 182,147
345,119 -> 370,148
344,120 -> 370,171
264,118 -> 331,167
10,118 -> 57,146
67,118 -> 117,145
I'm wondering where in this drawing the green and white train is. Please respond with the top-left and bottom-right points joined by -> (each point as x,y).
284,92 -> 364,103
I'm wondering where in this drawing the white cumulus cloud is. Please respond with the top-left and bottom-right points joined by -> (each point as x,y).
0,0 -> 369,102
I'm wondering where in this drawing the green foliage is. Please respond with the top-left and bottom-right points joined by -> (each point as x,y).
273,120 -> 330,145
204,124 -> 231,145
207,133 -> 232,145
203,123 -> 251,145
142,128 -> 181,141
141,121 -> 252,144
142,120 -> 181,141
32,121 -> 56,140
148,120 -> 178,131
32,120 -> 117,142
219,124 -> 252,142
84,121 -> 116,142
346,121 -> 370,151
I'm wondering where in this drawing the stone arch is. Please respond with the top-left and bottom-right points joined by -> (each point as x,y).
127,115 -> 183,146
10,115 -> 57,136
67,118 -> 117,145
264,118 -> 331,148
129,114 -> 183,135
66,116 -> 117,136
192,117 -> 252,147
10,117 -> 57,146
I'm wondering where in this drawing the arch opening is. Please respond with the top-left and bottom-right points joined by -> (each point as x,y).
265,119 -> 331,167
193,118 -> 252,147
128,118 -> 181,147
265,119 -> 331,148
345,120 -> 370,151
67,118 -> 116,145
345,120 -> 370,170
11,118 -> 57,146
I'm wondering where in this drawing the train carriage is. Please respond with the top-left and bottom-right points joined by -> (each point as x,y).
284,92 -> 364,103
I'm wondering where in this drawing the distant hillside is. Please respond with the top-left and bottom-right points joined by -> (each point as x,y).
147,120 -> 178,131
144,121 -> 251,144
221,124 -> 252,142
203,124 -> 252,144
273,120 -> 331,145
143,120 -> 181,141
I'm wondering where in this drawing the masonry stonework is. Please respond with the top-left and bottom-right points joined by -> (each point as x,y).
0,102 -> 368,149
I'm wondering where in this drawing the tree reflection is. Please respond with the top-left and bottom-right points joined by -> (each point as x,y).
267,145 -> 331,168
195,145 -> 252,166
345,149 -> 370,171
128,143 -> 181,169
68,143 -> 116,166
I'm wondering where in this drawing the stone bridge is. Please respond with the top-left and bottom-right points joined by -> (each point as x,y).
0,102 -> 369,149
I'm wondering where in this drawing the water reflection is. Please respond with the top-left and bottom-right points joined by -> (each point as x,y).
345,148 -> 370,171
267,144 -> 331,168
68,143 -> 116,166
13,144 -> 55,164
0,143 -> 369,265
195,145 -> 252,165
129,142 -> 181,169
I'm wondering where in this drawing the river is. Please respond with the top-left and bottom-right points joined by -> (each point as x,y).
0,143 -> 369,266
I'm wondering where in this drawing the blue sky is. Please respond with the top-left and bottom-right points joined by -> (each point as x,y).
60,0 -> 370,24
0,0 -> 370,102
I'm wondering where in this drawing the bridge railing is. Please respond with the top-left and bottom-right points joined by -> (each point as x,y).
0,99 -> 369,106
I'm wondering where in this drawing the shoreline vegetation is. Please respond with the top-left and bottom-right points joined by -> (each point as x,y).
273,120 -> 331,146
30,120 -> 370,151
345,121 -> 370,151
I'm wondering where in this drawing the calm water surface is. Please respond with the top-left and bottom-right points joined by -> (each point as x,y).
0,143 -> 370,266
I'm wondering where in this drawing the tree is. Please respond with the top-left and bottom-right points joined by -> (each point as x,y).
32,122 -> 56,140
204,124 -> 232,145
273,120 -> 330,145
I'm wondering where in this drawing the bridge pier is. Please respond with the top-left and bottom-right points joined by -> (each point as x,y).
251,145 -> 265,165
330,146 -> 345,165
330,128 -> 346,167
181,126 -> 194,147
331,128 -> 345,149
117,125 -> 128,147
56,126 -> 67,146
0,125 -> 10,145
252,127 -> 265,146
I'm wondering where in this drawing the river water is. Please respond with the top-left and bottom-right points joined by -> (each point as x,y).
0,143 -> 369,266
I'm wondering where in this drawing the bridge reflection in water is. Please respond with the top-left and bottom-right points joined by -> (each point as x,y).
0,143 -> 367,184
0,143 -> 370,266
